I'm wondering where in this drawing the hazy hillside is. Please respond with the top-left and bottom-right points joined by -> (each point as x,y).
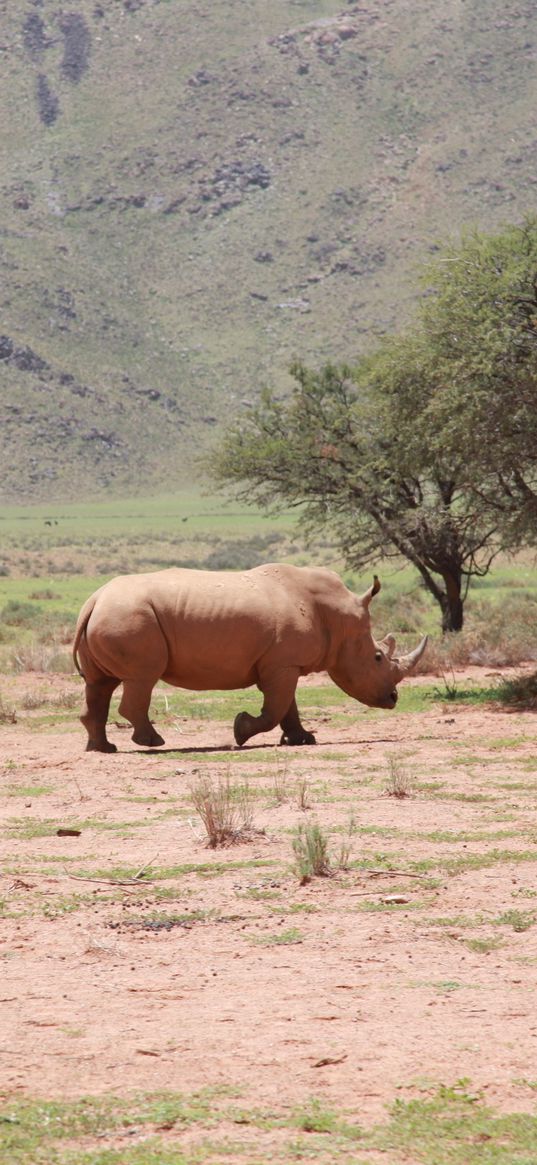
1,0 -> 536,502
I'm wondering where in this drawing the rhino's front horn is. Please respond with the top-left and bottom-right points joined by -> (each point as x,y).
399,635 -> 428,674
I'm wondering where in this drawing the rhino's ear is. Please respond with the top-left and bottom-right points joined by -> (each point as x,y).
361,575 -> 381,607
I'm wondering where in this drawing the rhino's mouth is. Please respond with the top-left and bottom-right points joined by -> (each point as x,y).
387,690 -> 398,708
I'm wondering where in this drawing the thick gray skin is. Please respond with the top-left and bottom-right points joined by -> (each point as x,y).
72,564 -> 426,753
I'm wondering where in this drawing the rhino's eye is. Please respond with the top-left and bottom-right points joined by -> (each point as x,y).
375,650 -> 383,662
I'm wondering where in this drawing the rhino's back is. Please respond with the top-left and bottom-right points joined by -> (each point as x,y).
87,565 -> 332,690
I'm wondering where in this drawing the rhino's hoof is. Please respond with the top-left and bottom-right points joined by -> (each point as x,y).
279,730 -> 317,746
233,712 -> 252,748
132,729 -> 165,748
86,740 -> 118,753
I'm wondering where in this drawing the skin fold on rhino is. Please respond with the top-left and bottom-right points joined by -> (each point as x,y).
72,563 -> 427,753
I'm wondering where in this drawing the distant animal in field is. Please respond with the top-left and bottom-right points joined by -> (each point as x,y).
72,563 -> 427,753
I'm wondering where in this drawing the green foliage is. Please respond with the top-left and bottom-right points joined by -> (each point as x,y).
413,220 -> 537,546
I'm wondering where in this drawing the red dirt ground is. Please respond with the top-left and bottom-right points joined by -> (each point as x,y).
1,667 -> 537,1139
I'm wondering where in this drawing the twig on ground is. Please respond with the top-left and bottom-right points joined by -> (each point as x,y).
65,869 -> 156,887
364,868 -> 427,879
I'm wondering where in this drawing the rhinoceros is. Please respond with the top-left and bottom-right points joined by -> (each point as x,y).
72,563 -> 427,753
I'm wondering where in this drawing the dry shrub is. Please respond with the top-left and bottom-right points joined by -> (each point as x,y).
0,693 -> 17,724
378,588 -> 537,674
19,689 -> 47,710
411,596 -> 537,675
384,753 -> 414,799
8,642 -> 73,674
20,688 -> 78,711
496,671 -> 537,710
189,773 -> 257,847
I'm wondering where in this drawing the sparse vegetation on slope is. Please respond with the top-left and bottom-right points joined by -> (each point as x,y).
1,0 -> 537,501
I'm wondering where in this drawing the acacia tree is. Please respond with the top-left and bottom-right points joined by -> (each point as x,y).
211,357 -> 500,632
210,219 -> 537,633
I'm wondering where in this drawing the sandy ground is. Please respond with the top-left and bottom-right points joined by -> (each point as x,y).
1,667 -> 537,1148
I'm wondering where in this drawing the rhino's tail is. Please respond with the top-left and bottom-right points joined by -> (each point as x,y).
72,594 -> 98,679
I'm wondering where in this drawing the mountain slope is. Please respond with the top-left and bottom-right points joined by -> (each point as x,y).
1,0 -> 536,501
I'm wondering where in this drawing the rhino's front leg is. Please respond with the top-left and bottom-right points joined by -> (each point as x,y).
279,698 -> 316,746
234,669 -> 302,747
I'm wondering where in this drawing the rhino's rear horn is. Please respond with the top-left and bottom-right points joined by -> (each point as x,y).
362,575 -> 381,607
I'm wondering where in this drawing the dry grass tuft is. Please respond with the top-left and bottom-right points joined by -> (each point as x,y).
20,688 -> 79,711
0,693 -> 17,724
189,773 -> 259,848
8,642 -> 73,674
296,777 -> 312,811
384,754 -> 414,799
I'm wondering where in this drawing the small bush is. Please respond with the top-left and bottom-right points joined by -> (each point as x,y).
0,600 -> 42,627
292,822 -> 332,883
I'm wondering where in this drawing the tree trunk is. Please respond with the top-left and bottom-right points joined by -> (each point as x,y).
441,570 -> 464,632
440,590 -> 464,633
414,562 -> 464,633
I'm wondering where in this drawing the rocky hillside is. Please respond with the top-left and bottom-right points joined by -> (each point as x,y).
1,0 -> 536,501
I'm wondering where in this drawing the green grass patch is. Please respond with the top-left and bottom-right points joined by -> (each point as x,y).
72,858 -> 279,884
6,784 -> 53,798
493,909 -> 535,932
464,937 -> 504,954
250,926 -> 305,946
371,1081 -> 537,1163
5,817 -> 152,841
3,1083 -> 537,1164
441,848 -> 537,876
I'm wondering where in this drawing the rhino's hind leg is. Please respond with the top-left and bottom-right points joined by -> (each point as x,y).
119,679 -> 165,748
279,699 -> 316,747
81,677 -> 121,753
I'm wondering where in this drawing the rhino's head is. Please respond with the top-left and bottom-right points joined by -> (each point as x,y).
327,576 -> 427,709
